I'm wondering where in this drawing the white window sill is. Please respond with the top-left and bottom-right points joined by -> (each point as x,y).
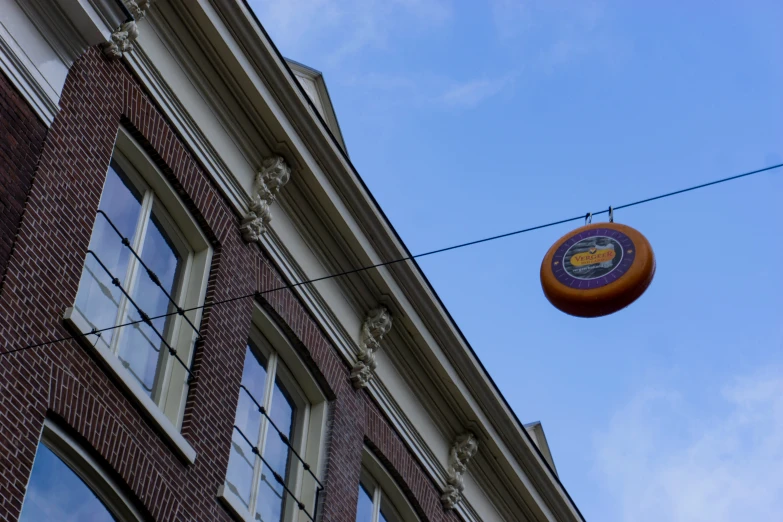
217,485 -> 253,522
63,306 -> 197,465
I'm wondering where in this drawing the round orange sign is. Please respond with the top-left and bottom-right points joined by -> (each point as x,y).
540,222 -> 655,317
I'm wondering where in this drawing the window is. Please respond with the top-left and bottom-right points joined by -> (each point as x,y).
74,158 -> 189,400
19,421 -> 142,521
356,450 -> 419,522
219,309 -> 327,522
65,129 -> 211,460
356,477 -> 403,522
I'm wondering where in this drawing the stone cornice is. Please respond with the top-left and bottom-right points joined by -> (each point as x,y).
116,2 -> 584,520
204,7 -> 582,518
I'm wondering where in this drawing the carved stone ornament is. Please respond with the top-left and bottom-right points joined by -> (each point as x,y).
102,1 -> 153,59
240,156 -> 292,242
350,307 -> 393,389
102,20 -> 139,59
441,433 -> 479,510
126,0 -> 153,20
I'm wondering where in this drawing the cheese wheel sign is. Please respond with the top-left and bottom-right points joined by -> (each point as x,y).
540,222 -> 655,317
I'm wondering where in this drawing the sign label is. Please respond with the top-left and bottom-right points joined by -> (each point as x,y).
552,228 -> 635,289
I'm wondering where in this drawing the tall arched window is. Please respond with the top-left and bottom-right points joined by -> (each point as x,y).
219,306 -> 328,522
64,128 -> 212,463
19,421 -> 142,521
355,448 -> 420,522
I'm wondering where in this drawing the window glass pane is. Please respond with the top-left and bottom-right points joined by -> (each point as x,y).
254,378 -> 295,522
75,164 -> 141,345
355,483 -> 374,522
116,210 -> 182,395
19,443 -> 116,522
226,347 -> 268,509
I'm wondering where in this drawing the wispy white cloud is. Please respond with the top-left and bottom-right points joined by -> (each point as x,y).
250,0 -> 452,64
488,0 -> 624,68
439,76 -> 514,108
490,0 -> 532,40
595,369 -> 783,522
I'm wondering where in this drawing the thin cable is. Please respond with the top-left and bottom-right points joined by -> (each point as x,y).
3,162 -> 781,357
96,210 -> 201,338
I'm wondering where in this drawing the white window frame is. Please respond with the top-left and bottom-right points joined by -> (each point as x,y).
22,419 -> 144,521
358,448 -> 420,522
64,128 -> 212,464
219,305 -> 328,522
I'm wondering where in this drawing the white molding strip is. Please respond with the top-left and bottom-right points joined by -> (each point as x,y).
0,21 -> 59,125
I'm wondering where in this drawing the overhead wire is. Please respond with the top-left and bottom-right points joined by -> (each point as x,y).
3,162 -> 781,358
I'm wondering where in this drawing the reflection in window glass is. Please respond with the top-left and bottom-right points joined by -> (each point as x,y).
116,210 -> 181,395
227,348 -> 268,508
75,164 -> 141,347
226,343 -> 297,522
255,379 -> 294,522
357,472 -> 409,522
355,483 -> 374,522
19,443 -> 116,522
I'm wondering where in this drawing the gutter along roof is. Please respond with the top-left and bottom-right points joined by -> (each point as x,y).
237,2 -> 585,520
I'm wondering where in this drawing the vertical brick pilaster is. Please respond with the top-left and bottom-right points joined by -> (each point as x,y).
0,71 -> 47,292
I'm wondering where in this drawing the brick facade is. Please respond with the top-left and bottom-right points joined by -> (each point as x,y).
0,48 -> 458,522
0,71 -> 46,291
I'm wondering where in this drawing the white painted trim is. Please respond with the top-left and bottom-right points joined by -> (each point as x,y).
525,422 -> 558,477
62,306 -> 197,465
286,60 -> 348,155
217,484 -> 253,522
124,11 -> 256,216
0,17 -> 59,125
39,420 -> 145,521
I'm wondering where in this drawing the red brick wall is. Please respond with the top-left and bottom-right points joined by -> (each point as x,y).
0,48 -> 459,522
0,71 -> 46,291
364,395 -> 461,522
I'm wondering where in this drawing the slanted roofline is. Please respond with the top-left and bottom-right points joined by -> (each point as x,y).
238,5 -> 583,520
525,422 -> 559,477
285,58 -> 349,155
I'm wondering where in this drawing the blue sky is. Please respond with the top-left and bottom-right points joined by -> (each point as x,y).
250,1 -> 783,520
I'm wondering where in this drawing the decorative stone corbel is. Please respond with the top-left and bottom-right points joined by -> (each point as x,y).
441,433 -> 478,510
102,1 -> 153,59
240,156 -> 292,242
102,20 -> 139,59
126,0 -> 153,20
350,307 -> 393,389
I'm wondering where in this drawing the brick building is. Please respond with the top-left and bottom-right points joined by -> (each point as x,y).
0,1 -> 584,521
